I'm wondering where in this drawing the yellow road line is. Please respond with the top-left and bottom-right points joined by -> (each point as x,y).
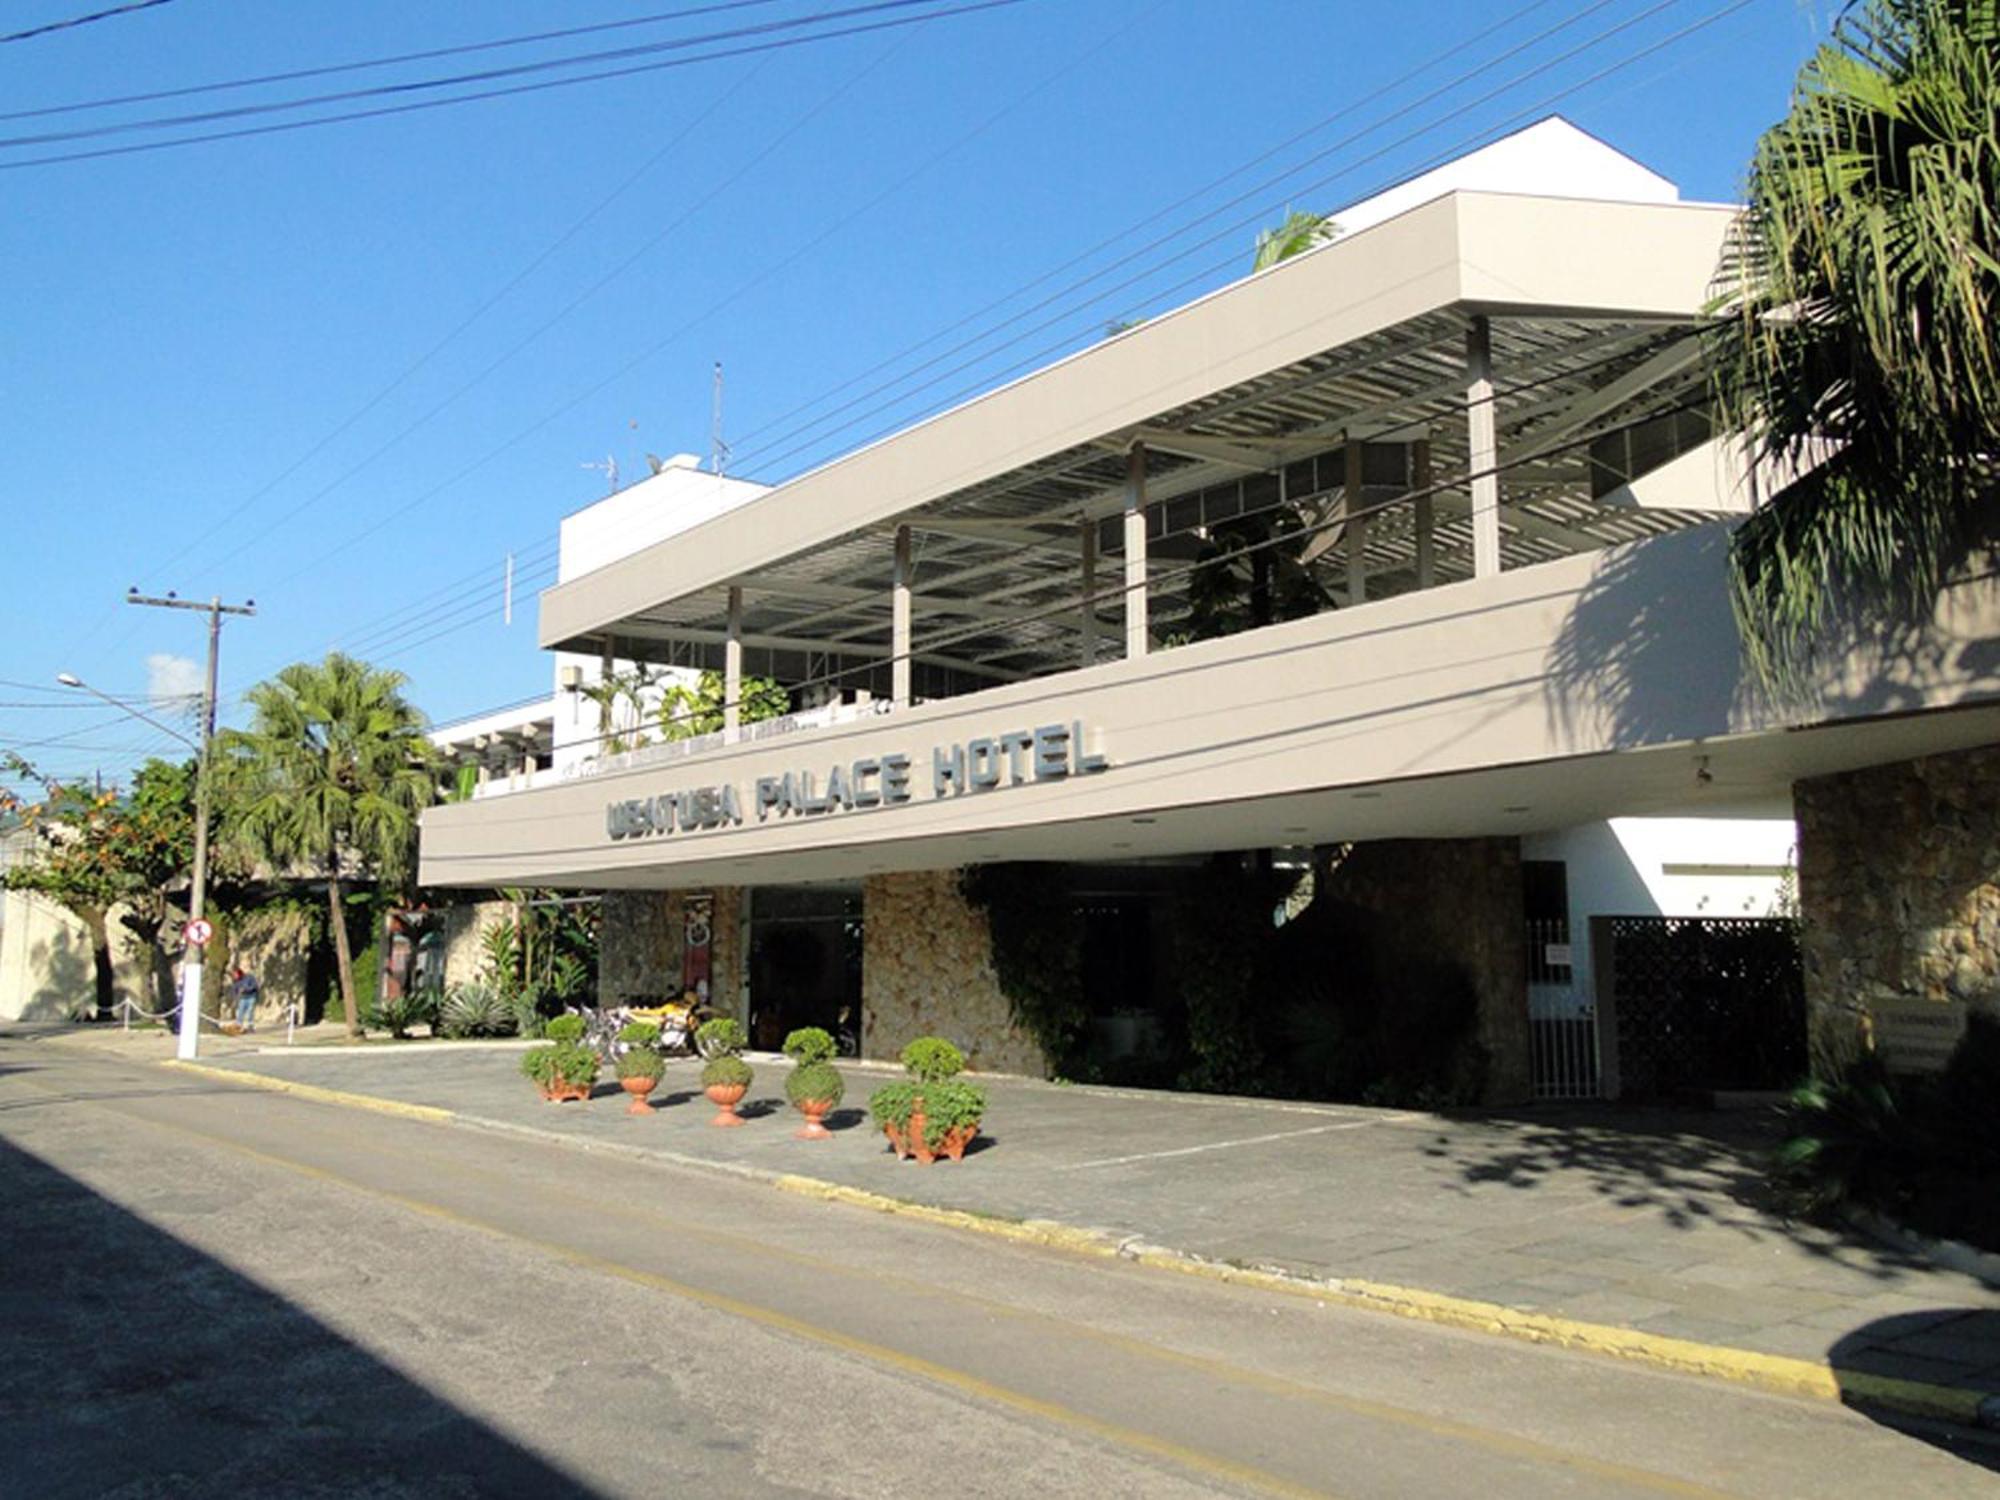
115,1107 -> 1334,1500
304,1117 -> 1747,1499
138,1050 -> 1993,1432
163,1059 -> 454,1124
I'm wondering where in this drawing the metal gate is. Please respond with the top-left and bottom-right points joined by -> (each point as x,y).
1527,918 -> 1600,1100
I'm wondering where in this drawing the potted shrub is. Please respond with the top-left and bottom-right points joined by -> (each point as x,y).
782,1026 -> 845,1140
615,1020 -> 666,1115
521,1013 -> 599,1103
696,1016 -> 752,1127
869,1036 -> 985,1163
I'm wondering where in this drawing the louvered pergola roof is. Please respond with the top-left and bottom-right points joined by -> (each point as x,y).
542,191 -> 1740,696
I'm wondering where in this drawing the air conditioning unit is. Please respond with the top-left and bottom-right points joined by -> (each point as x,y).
557,665 -> 584,692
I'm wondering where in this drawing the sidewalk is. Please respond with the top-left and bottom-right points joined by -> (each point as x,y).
45,1025 -> 2000,1417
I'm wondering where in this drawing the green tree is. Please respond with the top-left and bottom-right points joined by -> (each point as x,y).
219,653 -> 435,1040
1252,208 -> 1340,270
1713,0 -> 2000,678
1,754 -> 195,1017
656,669 -> 788,740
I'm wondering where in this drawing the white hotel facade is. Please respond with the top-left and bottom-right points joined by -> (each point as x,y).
419,122 -> 2000,1101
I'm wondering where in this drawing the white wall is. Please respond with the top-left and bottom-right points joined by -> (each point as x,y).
1324,117 -> 1679,241
557,454 -> 771,583
1523,815 -> 1797,1011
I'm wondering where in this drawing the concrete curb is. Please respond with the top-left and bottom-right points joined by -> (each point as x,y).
160,1056 -> 1999,1432
1846,1206 -> 2000,1291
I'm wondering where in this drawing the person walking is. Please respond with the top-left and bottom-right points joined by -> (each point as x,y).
229,966 -> 262,1032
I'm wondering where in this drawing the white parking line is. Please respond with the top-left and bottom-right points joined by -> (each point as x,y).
1058,1115 -> 1419,1170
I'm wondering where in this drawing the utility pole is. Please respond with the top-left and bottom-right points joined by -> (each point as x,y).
127,589 -> 256,1060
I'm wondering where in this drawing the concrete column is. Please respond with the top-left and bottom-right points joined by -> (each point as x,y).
598,637 -> 614,740
892,524 -> 913,707
1344,438 -> 1367,605
1123,443 -> 1148,659
1413,437 -> 1435,590
1079,519 -> 1098,668
1466,316 -> 1501,579
723,585 -> 743,742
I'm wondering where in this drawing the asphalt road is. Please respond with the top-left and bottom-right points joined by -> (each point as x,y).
3,1037 -> 1996,1499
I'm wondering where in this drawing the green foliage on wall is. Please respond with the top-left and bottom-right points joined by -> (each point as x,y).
961,863 -> 1088,1075
1167,860 -> 1289,1094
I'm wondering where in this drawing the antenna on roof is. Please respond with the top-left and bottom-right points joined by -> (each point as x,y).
711,361 -> 730,477
581,455 -> 618,494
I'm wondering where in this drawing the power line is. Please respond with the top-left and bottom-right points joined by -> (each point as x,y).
257,1 -> 1636,612
732,0 -> 1699,478
223,0 -> 1743,689
1,1 -> 785,119
0,0 -> 1027,169
1,0 -> 173,47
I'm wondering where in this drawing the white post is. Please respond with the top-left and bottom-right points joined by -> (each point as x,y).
1466,316 -> 1501,579
176,601 -> 223,1061
1413,437 -> 1436,590
892,525 -> 913,707
724,585 -> 744,742
1123,443 -> 1148,659
1079,520 -> 1098,667
1344,438 -> 1368,605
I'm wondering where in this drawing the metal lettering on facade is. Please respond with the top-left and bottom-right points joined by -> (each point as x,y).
604,719 -> 1108,841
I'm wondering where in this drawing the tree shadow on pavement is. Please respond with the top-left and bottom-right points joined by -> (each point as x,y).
1421,1105 -> 1943,1276
0,1133 -> 602,1499
1831,1314 -> 2000,1476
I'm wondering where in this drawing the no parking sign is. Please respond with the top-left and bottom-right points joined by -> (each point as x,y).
182,917 -> 213,947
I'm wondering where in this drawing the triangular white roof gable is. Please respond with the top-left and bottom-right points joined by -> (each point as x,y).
1330,116 -> 1680,239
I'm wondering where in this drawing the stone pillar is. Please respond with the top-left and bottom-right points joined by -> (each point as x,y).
861,870 -> 1046,1076
1794,744 -> 2000,1072
1323,836 -> 1531,1105
596,891 -> 676,1005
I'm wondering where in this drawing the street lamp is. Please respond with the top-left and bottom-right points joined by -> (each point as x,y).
54,673 -> 199,751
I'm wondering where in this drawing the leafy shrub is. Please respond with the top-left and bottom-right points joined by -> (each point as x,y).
961,862 -> 1088,1073
1776,1011 -> 2000,1250
521,1042 -> 598,1089
616,1046 -> 666,1082
916,1079 -> 986,1149
618,1020 -> 663,1048
696,1016 -> 746,1057
701,1052 -> 753,1090
507,991 -> 548,1040
439,983 -> 516,1039
782,1026 -> 835,1065
868,1080 -> 918,1127
363,987 -> 438,1040
901,1036 -> 965,1082
786,1059 -> 844,1108
544,1013 -> 587,1044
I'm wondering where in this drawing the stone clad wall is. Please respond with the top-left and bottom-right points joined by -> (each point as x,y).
862,870 -> 1046,1076
1794,745 -> 2000,1069
1322,837 -> 1531,1106
596,888 -> 745,1021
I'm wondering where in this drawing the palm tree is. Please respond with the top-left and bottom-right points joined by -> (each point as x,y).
221,653 -> 435,1039
1713,0 -> 2000,681
1253,209 -> 1340,271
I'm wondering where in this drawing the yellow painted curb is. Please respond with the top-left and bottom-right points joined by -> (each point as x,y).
148,1058 -> 1992,1431
162,1059 -> 456,1126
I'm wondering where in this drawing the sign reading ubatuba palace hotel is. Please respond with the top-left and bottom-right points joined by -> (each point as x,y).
606,721 -> 1110,841
420,121 -> 2000,1103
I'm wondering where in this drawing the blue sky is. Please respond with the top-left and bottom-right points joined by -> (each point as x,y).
2,0 -> 1834,789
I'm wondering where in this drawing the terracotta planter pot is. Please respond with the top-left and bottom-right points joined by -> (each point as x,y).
705,1081 -> 748,1126
794,1098 -> 834,1140
939,1122 -> 979,1162
909,1105 -> 935,1165
882,1121 -> 910,1158
540,1080 -> 592,1104
621,1074 -> 661,1115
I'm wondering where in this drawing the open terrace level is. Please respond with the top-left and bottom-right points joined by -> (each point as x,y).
419,183 -> 2000,892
